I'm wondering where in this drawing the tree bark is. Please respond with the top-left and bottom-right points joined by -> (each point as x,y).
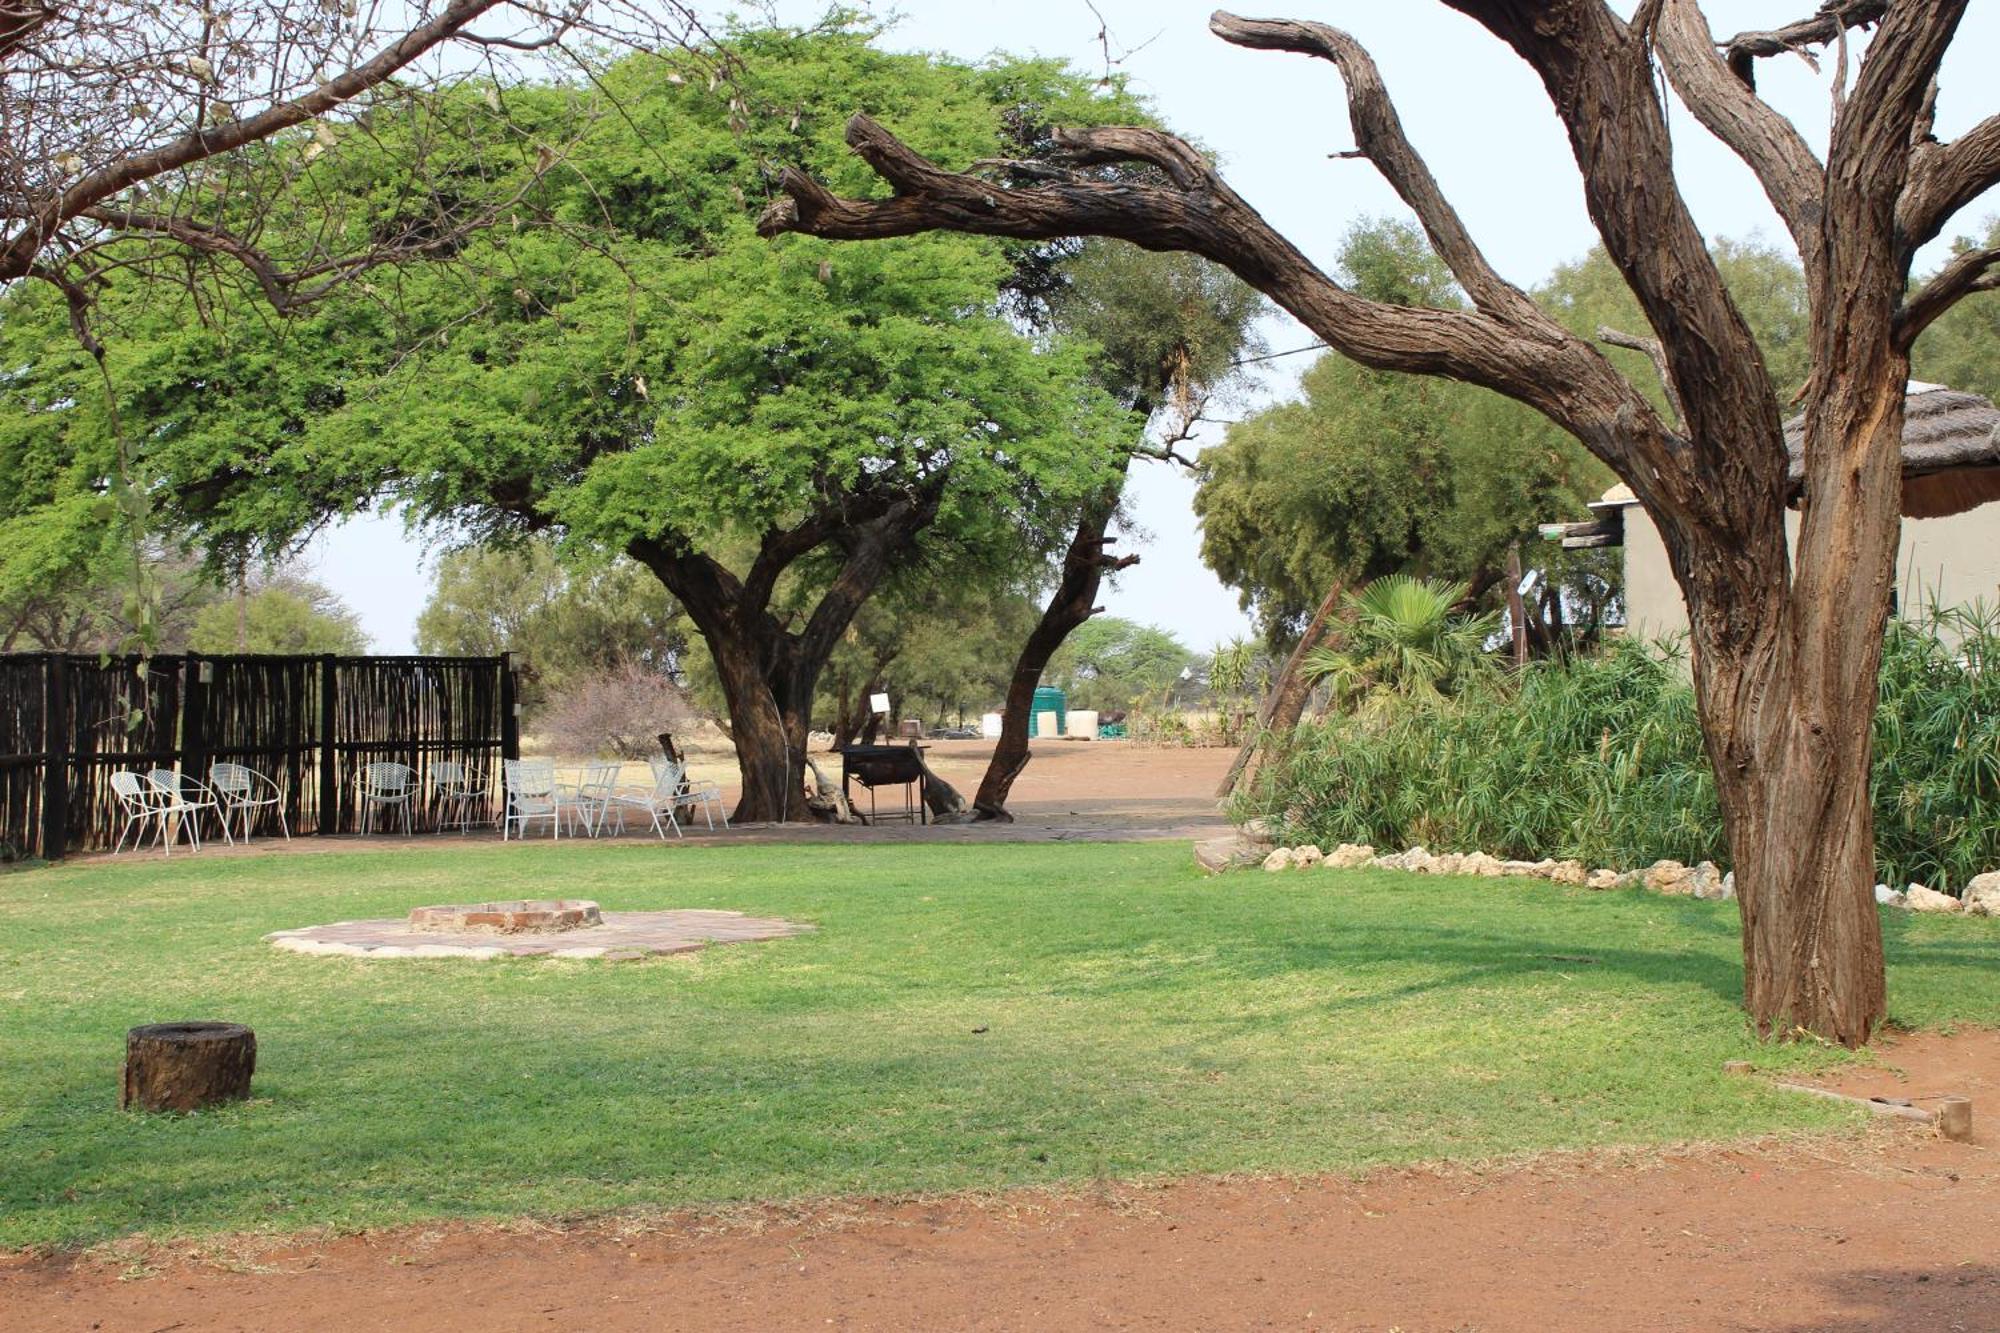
972,479 -> 1135,820
1216,578 -> 1344,800
121,1021 -> 256,1113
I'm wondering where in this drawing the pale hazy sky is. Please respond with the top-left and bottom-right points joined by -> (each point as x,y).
305,2 -> 2000,652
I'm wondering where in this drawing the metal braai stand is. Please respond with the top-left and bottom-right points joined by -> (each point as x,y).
838,743 -> 929,825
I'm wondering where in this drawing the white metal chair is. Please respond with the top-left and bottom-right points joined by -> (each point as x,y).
502,758 -> 561,840
607,758 -> 686,840
669,758 -> 730,831
431,760 -> 485,834
111,770 -> 180,856
566,760 -> 621,837
209,762 -> 289,844
358,761 -> 416,836
144,768 -> 230,850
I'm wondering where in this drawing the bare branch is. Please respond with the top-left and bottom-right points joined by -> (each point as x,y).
1596,324 -> 1684,427
1896,245 -> 2000,348
1717,1 -> 1885,89
759,114 -> 1649,463
1653,0 -> 1824,273
1902,113 -> 2000,252
0,0 -> 53,62
1207,12 -> 1544,327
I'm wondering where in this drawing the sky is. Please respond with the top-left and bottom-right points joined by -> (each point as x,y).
305,1 -> 2000,652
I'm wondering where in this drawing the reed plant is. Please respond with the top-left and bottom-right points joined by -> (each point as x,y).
1250,602 -> 2000,890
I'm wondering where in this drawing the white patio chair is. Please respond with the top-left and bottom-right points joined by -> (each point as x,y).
359,761 -> 416,836
668,757 -> 730,831
431,760 -> 485,834
606,758 -> 685,840
502,758 -> 561,840
566,760 -> 621,838
110,770 -> 180,856
144,768 -> 230,850
209,762 -> 289,844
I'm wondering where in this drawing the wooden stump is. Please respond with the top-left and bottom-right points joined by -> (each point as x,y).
121,1022 -> 256,1112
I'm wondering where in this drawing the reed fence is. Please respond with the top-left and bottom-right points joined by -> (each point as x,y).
0,652 -> 517,860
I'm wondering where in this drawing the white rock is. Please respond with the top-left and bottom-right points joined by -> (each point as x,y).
1962,871 -> 2000,917
1586,868 -> 1622,891
1906,883 -> 1963,914
1291,844 -> 1325,867
1720,871 -> 1736,900
1548,860 -> 1588,887
1325,843 -> 1375,869
1427,852 -> 1465,876
1874,883 -> 1907,908
1401,846 -> 1435,873
1498,860 -> 1544,877
1262,847 -> 1297,872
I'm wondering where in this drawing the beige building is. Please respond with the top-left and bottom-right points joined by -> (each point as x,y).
1569,386 -> 2000,641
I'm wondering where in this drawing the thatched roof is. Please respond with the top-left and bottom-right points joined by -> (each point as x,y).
1785,385 -> 2000,519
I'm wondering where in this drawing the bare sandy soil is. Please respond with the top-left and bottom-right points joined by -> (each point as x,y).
6,1029 -> 1998,1331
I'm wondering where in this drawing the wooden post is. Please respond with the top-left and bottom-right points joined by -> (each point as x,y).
1936,1096 -> 1973,1143
500,653 -> 520,761
318,654 -> 338,835
179,652 -> 208,792
1505,544 -> 1530,669
40,654 -> 68,861
121,1022 -> 256,1112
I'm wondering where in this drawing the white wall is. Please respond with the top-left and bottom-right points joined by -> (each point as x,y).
1619,501 -> 2000,641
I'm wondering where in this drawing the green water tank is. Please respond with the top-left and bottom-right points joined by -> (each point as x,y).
1028,685 -> 1067,738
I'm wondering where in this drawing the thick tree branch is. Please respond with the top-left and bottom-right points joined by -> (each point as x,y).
1653,0 -> 1825,276
1896,245 -> 2000,348
1717,1 -> 1885,88
1901,113 -> 2000,252
759,113 -> 1656,466
1207,12 -> 1544,327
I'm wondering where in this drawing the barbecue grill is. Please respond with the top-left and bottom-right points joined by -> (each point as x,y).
839,744 -> 929,825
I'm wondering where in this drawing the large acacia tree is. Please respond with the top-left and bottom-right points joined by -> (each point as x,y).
761,4 -> 2000,1044
0,28 -> 1135,823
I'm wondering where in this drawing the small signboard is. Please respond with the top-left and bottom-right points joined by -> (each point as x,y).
869,691 -> 891,715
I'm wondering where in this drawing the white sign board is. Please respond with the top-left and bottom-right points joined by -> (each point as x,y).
869,692 -> 891,715
1516,569 -> 1541,598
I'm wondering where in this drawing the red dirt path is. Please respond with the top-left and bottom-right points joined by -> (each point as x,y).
7,1028 -> 1998,1332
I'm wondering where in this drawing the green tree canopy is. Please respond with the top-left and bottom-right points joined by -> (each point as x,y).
0,21 -> 1142,819
189,571 -> 369,655
1043,616 -> 1196,712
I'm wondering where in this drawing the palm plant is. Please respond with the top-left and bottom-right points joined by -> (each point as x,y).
1302,574 -> 1500,712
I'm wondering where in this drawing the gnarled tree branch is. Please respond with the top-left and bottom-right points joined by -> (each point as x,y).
1717,1 -> 1885,88
1901,113 -> 2000,252
1896,244 -> 2000,348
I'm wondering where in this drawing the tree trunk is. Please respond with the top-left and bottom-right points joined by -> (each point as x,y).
972,481 -> 1133,820
121,1021 -> 256,1112
702,625 -> 811,824
1216,578 -> 1345,800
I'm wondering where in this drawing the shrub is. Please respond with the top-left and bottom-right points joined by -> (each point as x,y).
539,664 -> 696,760
1248,603 -> 2000,889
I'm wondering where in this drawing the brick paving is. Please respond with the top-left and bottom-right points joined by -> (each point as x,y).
266,908 -> 812,960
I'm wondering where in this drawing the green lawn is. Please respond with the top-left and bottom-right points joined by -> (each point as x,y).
4,840 -> 1998,1248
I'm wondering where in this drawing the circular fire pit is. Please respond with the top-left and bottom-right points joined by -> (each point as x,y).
407,900 -> 603,934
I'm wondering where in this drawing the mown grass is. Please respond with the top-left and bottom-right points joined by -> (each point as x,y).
4,839 -> 1998,1248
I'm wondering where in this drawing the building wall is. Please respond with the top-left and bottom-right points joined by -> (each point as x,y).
1620,502 -> 2000,640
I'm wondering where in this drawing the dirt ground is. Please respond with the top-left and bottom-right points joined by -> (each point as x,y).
22,743 -> 2000,1329
6,1029 -> 1998,1331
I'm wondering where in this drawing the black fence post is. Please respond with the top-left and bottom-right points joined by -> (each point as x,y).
500,653 -> 520,761
41,655 -> 68,861
318,653 -> 338,835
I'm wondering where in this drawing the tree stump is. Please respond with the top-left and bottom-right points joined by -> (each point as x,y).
121,1022 -> 256,1112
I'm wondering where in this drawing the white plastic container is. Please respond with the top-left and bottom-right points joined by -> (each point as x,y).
1036,710 -> 1061,739
1067,709 -> 1100,740
980,711 -> 1004,739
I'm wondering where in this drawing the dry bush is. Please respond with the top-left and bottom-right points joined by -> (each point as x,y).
539,663 -> 696,760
